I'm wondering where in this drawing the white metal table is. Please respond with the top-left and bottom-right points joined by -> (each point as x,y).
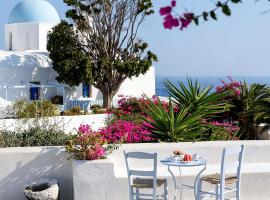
161,158 -> 207,200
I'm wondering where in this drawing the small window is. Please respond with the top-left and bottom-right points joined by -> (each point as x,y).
9,32 -> 12,50
29,81 -> 40,101
82,83 -> 91,98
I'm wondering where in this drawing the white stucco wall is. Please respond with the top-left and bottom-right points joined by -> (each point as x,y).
0,114 -> 109,133
0,147 -> 73,200
5,22 -> 57,51
39,23 -> 58,51
0,141 -> 270,200
0,51 -> 58,102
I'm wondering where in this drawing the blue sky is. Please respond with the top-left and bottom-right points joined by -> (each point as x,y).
0,0 -> 270,76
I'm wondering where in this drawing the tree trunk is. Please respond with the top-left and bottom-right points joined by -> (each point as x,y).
102,90 -> 114,109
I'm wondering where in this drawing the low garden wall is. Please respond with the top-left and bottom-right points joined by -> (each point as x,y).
0,114 -> 109,133
1,141 -> 270,200
0,147 -> 73,200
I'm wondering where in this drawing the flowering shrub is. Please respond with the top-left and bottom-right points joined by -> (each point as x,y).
206,120 -> 239,134
99,120 -> 153,143
202,119 -> 240,140
216,76 -> 242,97
66,124 -> 107,160
113,95 -> 178,116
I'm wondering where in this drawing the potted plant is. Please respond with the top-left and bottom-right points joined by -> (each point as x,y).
65,124 -> 117,200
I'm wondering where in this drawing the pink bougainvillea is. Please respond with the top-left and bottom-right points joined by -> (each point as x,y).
66,124 -> 107,160
99,120 -> 153,143
159,0 -> 194,30
207,121 -> 239,134
216,76 -> 242,97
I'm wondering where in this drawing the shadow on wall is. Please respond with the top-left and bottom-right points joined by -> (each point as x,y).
0,52 -> 59,102
0,52 -> 52,68
0,147 -> 73,200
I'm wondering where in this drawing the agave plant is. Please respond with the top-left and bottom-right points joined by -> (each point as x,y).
163,78 -> 228,119
231,82 -> 270,139
142,98 -> 205,142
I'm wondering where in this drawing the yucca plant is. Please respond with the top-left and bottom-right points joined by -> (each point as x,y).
231,82 -> 270,139
142,98 -> 204,142
163,78 -> 228,119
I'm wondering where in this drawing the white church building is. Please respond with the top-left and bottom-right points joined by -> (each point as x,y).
0,0 -> 155,110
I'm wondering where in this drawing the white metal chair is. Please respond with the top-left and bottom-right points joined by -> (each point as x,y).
124,151 -> 168,200
197,145 -> 244,200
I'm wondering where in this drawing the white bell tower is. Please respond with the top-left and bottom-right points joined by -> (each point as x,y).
5,0 -> 60,51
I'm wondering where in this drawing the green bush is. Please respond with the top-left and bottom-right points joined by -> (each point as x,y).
13,100 -> 59,118
0,127 -> 70,147
90,104 -> 106,114
63,106 -> 85,116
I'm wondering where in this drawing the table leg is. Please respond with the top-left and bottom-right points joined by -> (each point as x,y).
194,164 -> 206,200
179,167 -> 183,200
168,166 -> 178,200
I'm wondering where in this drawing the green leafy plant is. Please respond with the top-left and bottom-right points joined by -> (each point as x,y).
230,82 -> 270,139
13,100 -> 59,118
63,106 -> 89,116
164,78 -> 228,119
142,98 -> 204,142
0,127 -> 70,147
90,104 -> 106,114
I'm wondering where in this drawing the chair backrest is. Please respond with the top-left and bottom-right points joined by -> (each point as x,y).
124,151 -> 158,199
124,151 -> 158,178
220,145 -> 244,189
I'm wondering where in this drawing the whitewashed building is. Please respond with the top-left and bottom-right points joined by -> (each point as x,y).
0,0 -> 155,110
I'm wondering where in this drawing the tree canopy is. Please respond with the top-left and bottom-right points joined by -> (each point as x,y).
47,0 -> 157,108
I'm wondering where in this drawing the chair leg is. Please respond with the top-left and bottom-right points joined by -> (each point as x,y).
196,178 -> 202,200
153,185 -> 157,200
129,187 -> 134,200
220,184 -> 224,200
215,184 -> 219,200
135,188 -> 139,200
236,181 -> 241,200
164,180 -> 168,200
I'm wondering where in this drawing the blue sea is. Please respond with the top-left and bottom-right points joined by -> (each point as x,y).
156,76 -> 270,97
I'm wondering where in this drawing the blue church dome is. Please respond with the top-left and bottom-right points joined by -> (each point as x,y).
8,0 -> 60,24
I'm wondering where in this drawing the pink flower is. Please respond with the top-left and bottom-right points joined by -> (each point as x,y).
159,6 -> 172,16
95,146 -> 106,157
180,13 -> 194,30
87,145 -> 106,160
171,0 -> 176,7
78,124 -> 91,134
216,86 -> 222,92
234,89 -> 241,96
99,120 -> 153,143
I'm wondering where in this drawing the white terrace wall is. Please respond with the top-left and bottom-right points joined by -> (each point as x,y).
1,141 -> 270,200
0,147 -> 73,200
0,114 -> 109,133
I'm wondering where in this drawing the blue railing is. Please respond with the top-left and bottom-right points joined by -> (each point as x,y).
67,99 -> 119,110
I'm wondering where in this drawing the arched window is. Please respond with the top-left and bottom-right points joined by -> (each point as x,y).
9,32 -> 12,50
